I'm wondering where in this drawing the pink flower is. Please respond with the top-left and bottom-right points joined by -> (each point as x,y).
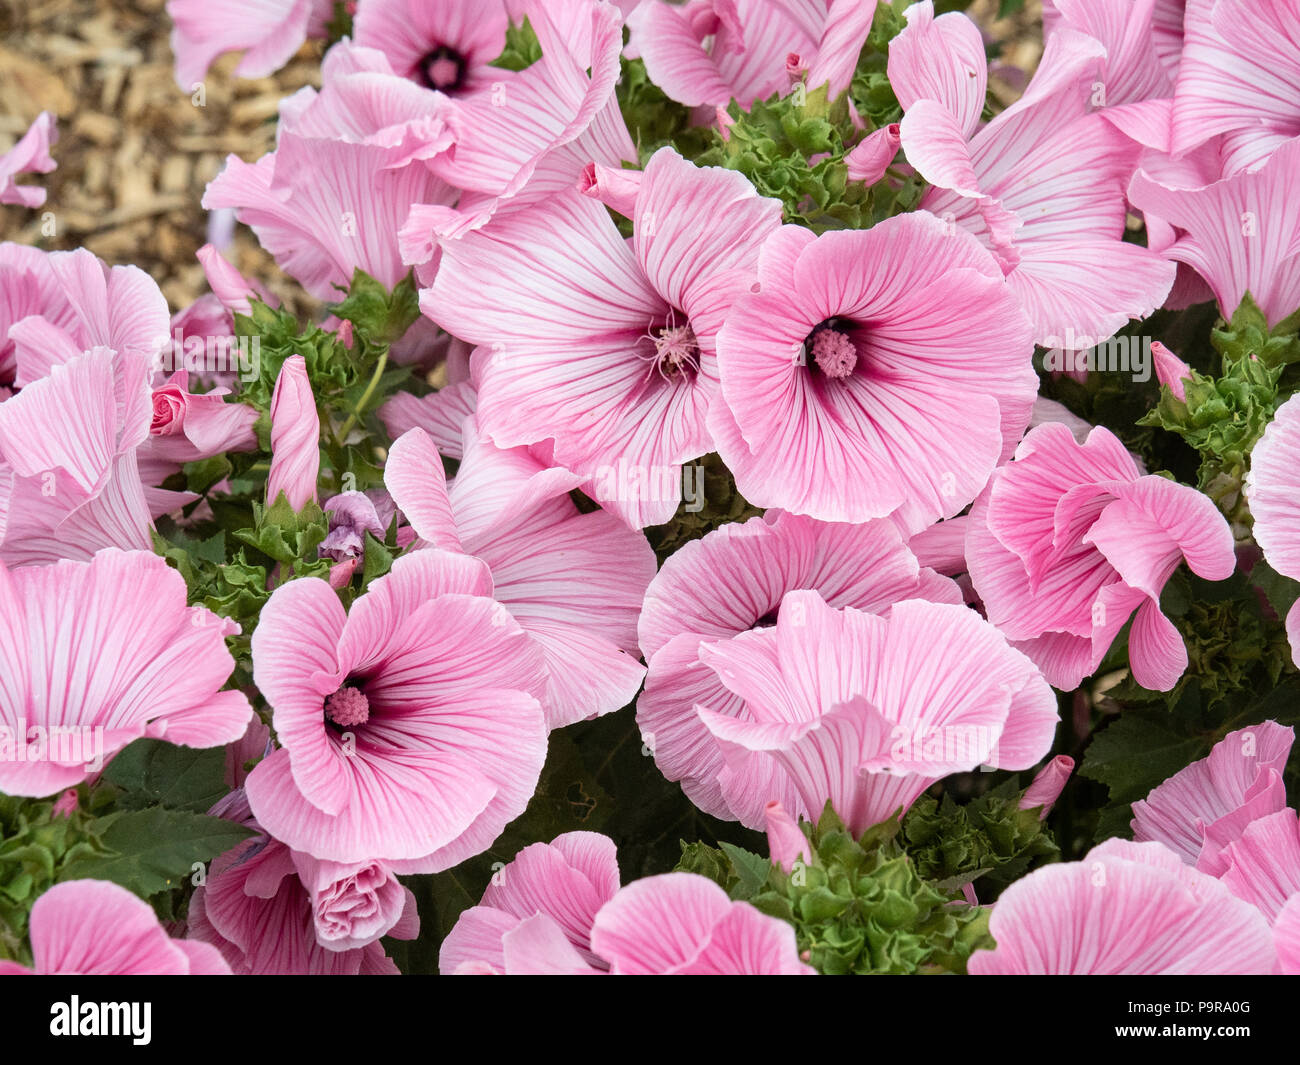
1171,0 -> 1300,173
352,0 -> 509,95
626,0 -> 809,110
1216,808 -> 1300,922
0,112 -> 58,208
243,549 -> 548,870
891,3 -> 1175,345
203,47 -> 459,300
965,422 -> 1236,691
1276,896 -> 1300,974
1019,755 -> 1074,819
189,802 -> 416,974
6,248 -> 169,388
0,879 -> 230,975
441,833 -> 814,975
1129,137 -> 1300,330
1247,394 -> 1300,664
0,347 -> 157,567
0,549 -> 253,797
1151,340 -> 1193,401
710,212 -> 1037,530
844,123 -> 900,185
968,839 -> 1277,974
142,370 -> 258,466
397,1 -> 635,247
636,510 -> 962,821
266,355 -> 320,510
626,0 -> 873,110
0,243 -> 75,388
425,148 -> 783,528
689,590 -> 1058,833
385,423 -> 655,728
1132,721 -> 1294,870
440,831 -> 620,973
167,0 -> 333,88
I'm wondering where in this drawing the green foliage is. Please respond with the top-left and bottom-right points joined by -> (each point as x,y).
58,808 -> 253,899
901,779 -> 1061,895
488,17 -> 543,72
324,0 -> 353,46
1138,295 -> 1300,532
0,793 -> 117,964
616,58 -> 717,165
679,805 -> 995,974
101,740 -> 233,815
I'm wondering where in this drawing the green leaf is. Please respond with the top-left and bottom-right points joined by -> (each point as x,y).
489,16 -> 542,71
719,842 -> 773,899
360,531 -> 394,588
327,268 -> 422,348
59,808 -> 254,898
101,739 -> 233,814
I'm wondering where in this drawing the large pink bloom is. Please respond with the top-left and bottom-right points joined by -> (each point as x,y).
1247,394 -> 1300,663
426,148 -> 783,528
968,839 -> 1278,974
687,590 -> 1058,833
1170,0 -> 1300,173
626,0 -> 873,110
710,212 -> 1037,531
385,424 -> 655,729
352,0 -> 509,95
891,3 -> 1175,345
441,833 -> 813,975
636,510 -> 962,821
966,421 -> 1236,691
1132,721 -> 1294,870
0,112 -> 57,208
1129,137 -> 1300,330
244,549 -> 548,871
0,549 -> 252,797
0,880 -> 229,975
167,0 -> 333,87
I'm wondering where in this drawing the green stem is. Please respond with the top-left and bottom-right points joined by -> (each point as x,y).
337,347 -> 389,443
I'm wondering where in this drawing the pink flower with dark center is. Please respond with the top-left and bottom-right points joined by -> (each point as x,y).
425,147 -> 783,528
243,549 -> 548,870
709,212 -> 1037,531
